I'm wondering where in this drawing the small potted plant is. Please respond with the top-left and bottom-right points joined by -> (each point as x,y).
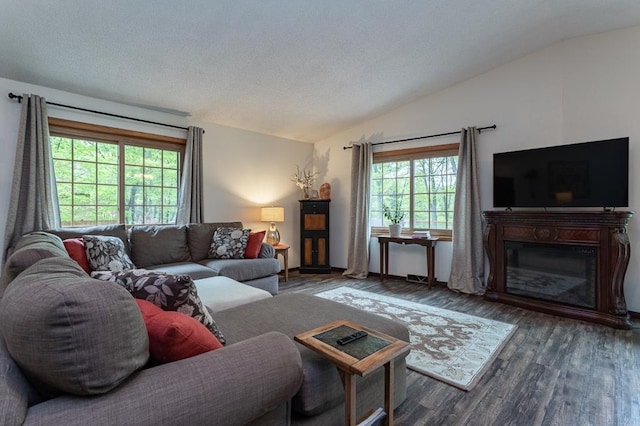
383,204 -> 406,237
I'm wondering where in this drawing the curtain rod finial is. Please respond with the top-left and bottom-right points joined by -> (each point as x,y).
8,92 -> 23,102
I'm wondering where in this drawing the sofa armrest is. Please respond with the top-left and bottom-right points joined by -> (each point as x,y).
24,332 -> 303,426
258,243 -> 275,258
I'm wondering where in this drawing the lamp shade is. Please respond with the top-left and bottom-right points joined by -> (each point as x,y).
261,207 -> 284,222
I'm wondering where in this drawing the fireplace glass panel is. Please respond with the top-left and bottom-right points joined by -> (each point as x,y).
504,242 -> 597,309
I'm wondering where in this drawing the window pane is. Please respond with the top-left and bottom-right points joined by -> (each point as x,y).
98,185 -> 118,205
73,140 -> 96,162
163,151 -> 178,168
397,162 -> 411,178
125,166 -> 144,186
74,184 -> 96,205
97,206 -> 119,225
57,183 -> 73,205
371,163 -> 383,179
163,188 -> 177,205
144,148 -> 162,168
163,207 -> 177,224
125,185 -> 144,205
145,187 -> 162,205
163,169 -> 178,187
73,162 -> 96,184
51,137 -> 72,160
54,159 -> 72,182
98,164 -> 118,185
144,167 -> 162,186
97,143 -> 118,164
125,146 -> 144,165
59,205 -> 73,227
74,206 -> 96,226
370,210 -> 384,227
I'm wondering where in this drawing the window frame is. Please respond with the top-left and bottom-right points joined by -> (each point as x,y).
48,118 -> 186,227
370,143 -> 459,241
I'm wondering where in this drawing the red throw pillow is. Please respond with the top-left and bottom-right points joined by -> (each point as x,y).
134,299 -> 222,364
244,230 -> 266,259
62,238 -> 91,273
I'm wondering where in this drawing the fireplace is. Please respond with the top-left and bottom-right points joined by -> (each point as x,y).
504,242 -> 597,309
483,211 -> 633,329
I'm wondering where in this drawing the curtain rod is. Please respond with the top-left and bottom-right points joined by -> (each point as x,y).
7,92 -> 194,133
342,124 -> 496,150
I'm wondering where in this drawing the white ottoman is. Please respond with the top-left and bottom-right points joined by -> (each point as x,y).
194,276 -> 272,313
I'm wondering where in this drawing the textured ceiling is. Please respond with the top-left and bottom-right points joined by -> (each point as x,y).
2,1 -> 640,142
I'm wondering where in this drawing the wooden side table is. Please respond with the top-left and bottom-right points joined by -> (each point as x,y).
378,236 -> 439,288
273,243 -> 290,282
295,320 -> 410,425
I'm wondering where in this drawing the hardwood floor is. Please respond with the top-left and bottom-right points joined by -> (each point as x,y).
279,271 -> 640,426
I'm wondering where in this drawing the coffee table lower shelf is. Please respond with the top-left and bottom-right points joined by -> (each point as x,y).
294,320 -> 410,426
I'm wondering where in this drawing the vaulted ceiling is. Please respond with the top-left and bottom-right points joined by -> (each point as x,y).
2,1 -> 640,142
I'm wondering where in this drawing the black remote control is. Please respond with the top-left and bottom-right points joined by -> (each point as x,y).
337,330 -> 368,345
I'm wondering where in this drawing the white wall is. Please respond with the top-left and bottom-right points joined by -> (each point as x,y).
315,25 -> 640,312
0,77 -> 313,268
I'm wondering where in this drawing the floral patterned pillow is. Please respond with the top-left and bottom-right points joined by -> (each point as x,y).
83,235 -> 135,272
91,269 -> 225,345
208,228 -> 251,259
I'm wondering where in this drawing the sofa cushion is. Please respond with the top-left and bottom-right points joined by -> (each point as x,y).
187,222 -> 243,262
213,293 -> 410,416
135,299 -> 222,364
199,258 -> 281,283
244,231 -> 266,259
129,224 -> 191,268
2,232 -> 69,292
83,235 -> 136,272
209,228 -> 251,259
91,269 -> 225,345
147,262 -> 218,280
62,238 -> 91,273
46,224 -> 131,254
0,256 -> 149,397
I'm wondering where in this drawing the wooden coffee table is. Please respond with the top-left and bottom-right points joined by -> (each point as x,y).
294,320 -> 410,426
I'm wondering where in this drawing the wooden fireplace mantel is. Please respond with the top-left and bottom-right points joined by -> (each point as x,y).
483,210 -> 633,329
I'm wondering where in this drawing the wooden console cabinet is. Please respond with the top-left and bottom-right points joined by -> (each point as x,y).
483,210 -> 633,329
299,200 -> 331,274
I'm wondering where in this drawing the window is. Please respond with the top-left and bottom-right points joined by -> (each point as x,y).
370,143 -> 459,239
49,118 -> 185,227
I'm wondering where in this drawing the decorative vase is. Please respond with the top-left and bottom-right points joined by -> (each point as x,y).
301,187 -> 310,199
389,224 -> 402,237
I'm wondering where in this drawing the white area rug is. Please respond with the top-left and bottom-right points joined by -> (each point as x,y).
316,287 -> 516,391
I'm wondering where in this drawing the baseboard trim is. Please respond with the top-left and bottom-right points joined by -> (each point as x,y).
333,268 -> 447,287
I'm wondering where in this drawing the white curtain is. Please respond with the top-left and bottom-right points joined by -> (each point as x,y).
448,127 -> 485,294
343,142 -> 372,279
176,126 -> 204,224
3,94 -> 60,262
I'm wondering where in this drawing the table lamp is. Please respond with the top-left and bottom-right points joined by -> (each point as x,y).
261,206 -> 285,245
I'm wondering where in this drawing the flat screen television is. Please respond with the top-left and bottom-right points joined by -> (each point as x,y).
493,137 -> 629,208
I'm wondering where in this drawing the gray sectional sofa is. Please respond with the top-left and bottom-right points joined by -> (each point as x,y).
0,229 -> 410,425
45,222 -> 282,295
